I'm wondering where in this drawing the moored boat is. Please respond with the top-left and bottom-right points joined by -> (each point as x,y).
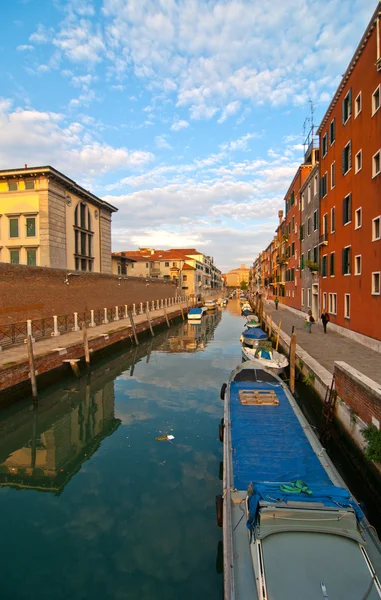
187,307 -> 203,320
218,361 -> 381,600
245,317 -> 260,328
240,327 -> 268,348
204,300 -> 217,310
241,344 -> 289,375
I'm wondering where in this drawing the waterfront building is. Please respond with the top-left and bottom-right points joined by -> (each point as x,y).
300,160 -> 320,319
226,264 -> 250,288
0,165 -> 117,273
317,3 -> 381,341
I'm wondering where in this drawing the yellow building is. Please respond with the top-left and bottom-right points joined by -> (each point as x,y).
226,264 -> 250,287
0,165 -> 117,273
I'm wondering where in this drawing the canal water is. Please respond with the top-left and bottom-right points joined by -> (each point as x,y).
0,301 -> 378,600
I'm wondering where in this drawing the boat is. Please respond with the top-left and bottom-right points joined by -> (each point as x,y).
241,344 -> 289,375
240,327 -> 268,348
245,317 -> 260,328
218,361 -> 381,600
204,300 -> 217,310
187,307 -> 203,320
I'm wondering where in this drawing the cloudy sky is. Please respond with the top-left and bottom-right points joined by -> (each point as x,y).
0,0 -> 376,271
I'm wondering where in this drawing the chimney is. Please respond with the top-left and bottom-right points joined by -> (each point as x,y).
24,164 -> 28,169
278,210 -> 283,223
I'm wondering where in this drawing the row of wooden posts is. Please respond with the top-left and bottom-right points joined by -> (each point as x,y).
251,296 -> 297,395
26,296 -> 190,404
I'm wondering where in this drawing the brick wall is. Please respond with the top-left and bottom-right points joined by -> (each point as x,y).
335,361 -> 381,427
0,263 -> 177,324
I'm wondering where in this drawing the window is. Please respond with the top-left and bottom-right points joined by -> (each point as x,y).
292,216 -> 295,232
329,119 -> 335,145
183,275 -> 187,282
172,262 -> 177,267
313,210 -> 318,231
355,207 -> 362,229
329,252 -> 335,276
331,162 -> 335,189
308,185 -> 311,203
74,202 -> 93,272
344,294 -> 350,319
10,250 -> 19,264
307,249 -> 311,262
372,272 -> 380,295
27,249 -> 37,266
320,173 -> 328,198
372,216 -> 380,241
301,288 -> 305,305
131,263 -> 134,269
354,255 -> 361,275
25,181 -> 35,190
331,207 -> 336,233
307,288 -> 311,307
314,175 -> 318,195
342,141 -> 352,174
165,261 -> 169,267
355,150 -> 362,174
372,85 -> 380,116
8,182 -> 18,191
313,246 -> 318,264
307,217 -> 311,236
291,242 -> 295,256
117,264 -> 121,275
26,217 -> 36,237
372,150 -> 381,178
342,88 -> 352,124
329,293 -> 337,314
321,255 -> 328,277
343,194 -> 352,225
299,224 -> 304,241
354,92 -> 362,118
322,133 -> 328,157
323,292 -> 327,310
145,262 -> 149,268
342,246 -> 351,275
9,218 -> 19,238
300,253 -> 304,270
323,213 -> 328,235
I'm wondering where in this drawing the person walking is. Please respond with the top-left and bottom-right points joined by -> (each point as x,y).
305,310 -> 315,333
274,297 -> 279,310
321,310 -> 330,334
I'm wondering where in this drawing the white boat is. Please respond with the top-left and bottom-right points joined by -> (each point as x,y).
240,327 -> 268,348
241,344 -> 289,375
188,307 -> 203,320
204,300 -> 217,310
245,317 -> 260,328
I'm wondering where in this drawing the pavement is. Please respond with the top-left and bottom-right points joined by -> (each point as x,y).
263,300 -> 381,385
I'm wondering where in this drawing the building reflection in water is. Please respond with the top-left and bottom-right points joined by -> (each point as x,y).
156,310 -> 222,353
0,379 -> 120,494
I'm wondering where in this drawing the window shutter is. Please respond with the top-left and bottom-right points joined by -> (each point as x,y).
342,147 -> 345,174
342,248 -> 345,274
348,247 -> 351,273
349,194 -> 352,222
348,142 -> 352,170
348,88 -> 352,115
342,99 -> 345,124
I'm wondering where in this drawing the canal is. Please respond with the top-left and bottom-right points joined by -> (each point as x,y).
0,301 -> 378,600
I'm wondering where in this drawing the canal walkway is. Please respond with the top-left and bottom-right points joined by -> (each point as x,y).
263,300 -> 381,385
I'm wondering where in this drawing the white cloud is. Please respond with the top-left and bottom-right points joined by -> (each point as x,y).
217,101 -> 241,124
29,24 -> 52,44
220,133 -> 258,152
53,19 -> 105,63
16,44 -> 34,51
155,135 -> 172,150
170,119 -> 189,132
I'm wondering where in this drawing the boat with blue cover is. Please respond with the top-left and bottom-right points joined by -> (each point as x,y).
187,307 -> 203,320
240,327 -> 268,348
218,361 -> 381,600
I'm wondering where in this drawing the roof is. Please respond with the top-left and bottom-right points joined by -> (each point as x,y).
182,262 -> 195,270
111,253 -> 136,262
317,2 -> 381,134
0,165 -> 118,213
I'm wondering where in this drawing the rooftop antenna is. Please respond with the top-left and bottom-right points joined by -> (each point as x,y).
309,99 -> 315,139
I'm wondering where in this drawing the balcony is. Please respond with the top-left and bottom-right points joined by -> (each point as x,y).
319,233 -> 329,246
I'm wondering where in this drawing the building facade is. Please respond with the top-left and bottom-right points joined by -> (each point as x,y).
0,166 -> 117,273
226,264 -> 250,288
317,4 -> 381,341
300,162 -> 320,319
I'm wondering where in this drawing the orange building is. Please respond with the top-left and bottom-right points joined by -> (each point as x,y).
317,4 -> 381,342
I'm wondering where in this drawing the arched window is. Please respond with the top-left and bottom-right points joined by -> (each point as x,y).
74,202 -> 93,272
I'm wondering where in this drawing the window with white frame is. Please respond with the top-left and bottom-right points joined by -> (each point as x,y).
330,162 -> 335,188
329,119 -> 335,145
342,141 -> 352,174
354,92 -> 362,118
301,193 -> 305,211
372,85 -> 380,116
307,288 -> 311,307
323,213 -> 328,235
342,246 -> 351,275
343,194 -> 352,225
308,185 -> 311,203
329,293 -> 337,314
314,175 -> 318,195
322,133 -> 328,157
355,207 -> 362,229
372,216 -> 380,241
323,292 -> 327,310
320,172 -> 328,198
342,89 -> 352,124
301,288 -> 305,305
354,255 -> 362,275
344,294 -> 350,319
355,150 -> 362,173
331,206 -> 336,233
373,150 -> 380,178
372,272 -> 380,295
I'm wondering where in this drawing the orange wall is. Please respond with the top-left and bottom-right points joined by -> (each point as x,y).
319,25 -> 381,340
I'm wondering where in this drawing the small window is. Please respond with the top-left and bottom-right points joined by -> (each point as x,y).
372,216 -> 380,241
342,141 -> 352,174
26,217 -> 36,237
323,292 -> 327,310
321,255 -> 328,277
372,272 -> 380,295
291,242 -> 295,256
183,275 -> 187,282
9,218 -> 19,238
372,150 -> 381,178
27,249 -> 37,266
330,162 -> 335,189
330,252 -> 335,276
8,182 -> 18,191
355,150 -> 362,174
313,210 -> 318,231
372,85 -> 380,116
342,246 -> 351,275
314,175 -> 318,195
329,292 -> 337,315
131,263 -> 134,268
117,264 -> 121,274
322,133 -> 328,157
329,119 -> 335,145
320,173 -> 328,198
292,216 -> 295,232
354,92 -> 362,118
10,249 -> 20,264
300,253 -> 304,270
301,193 -> 305,211
342,88 -> 352,124
173,262 -> 177,267
323,213 -> 328,235
344,294 -> 350,319
331,207 -> 336,233
307,288 -> 311,307
165,261 -> 169,267
308,185 -> 311,203
25,181 -> 35,190
343,194 -> 352,225
307,217 -> 311,236
146,262 -> 149,268
301,288 -> 305,305
354,255 -> 361,275
355,208 -> 362,229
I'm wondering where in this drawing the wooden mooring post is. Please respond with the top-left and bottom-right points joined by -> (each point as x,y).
128,311 -> 139,345
275,320 -> 282,352
180,306 -> 184,321
289,331 -> 297,394
27,334 -> 38,403
146,309 -> 155,337
269,315 -> 272,339
82,323 -> 90,369
163,306 -> 170,328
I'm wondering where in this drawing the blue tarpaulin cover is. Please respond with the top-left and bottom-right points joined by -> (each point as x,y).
189,308 -> 202,316
242,328 -> 267,339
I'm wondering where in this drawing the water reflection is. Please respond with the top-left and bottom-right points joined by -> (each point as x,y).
156,311 -> 222,353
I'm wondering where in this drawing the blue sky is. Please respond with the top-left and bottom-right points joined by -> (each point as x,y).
0,0 -> 376,271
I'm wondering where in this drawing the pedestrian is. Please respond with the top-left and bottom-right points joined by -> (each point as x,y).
321,310 -> 330,334
274,297 -> 279,310
305,310 -> 315,333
